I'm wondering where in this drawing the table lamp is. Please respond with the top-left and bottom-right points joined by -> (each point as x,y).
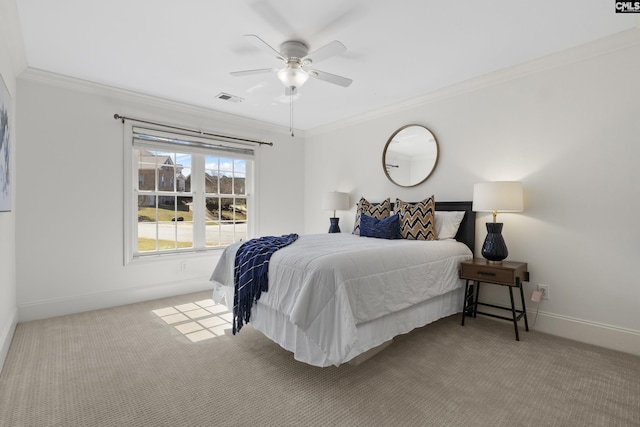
322,192 -> 350,233
472,181 -> 524,263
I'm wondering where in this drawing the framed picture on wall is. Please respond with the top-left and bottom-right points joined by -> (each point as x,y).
0,73 -> 11,212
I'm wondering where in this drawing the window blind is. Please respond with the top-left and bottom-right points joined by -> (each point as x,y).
132,127 -> 255,158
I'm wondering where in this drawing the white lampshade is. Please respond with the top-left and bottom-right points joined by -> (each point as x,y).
473,182 -> 524,214
322,191 -> 350,212
277,63 -> 309,89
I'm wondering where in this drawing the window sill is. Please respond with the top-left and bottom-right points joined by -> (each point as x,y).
127,247 -> 227,266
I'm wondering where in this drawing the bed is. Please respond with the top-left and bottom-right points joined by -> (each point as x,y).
211,201 -> 475,367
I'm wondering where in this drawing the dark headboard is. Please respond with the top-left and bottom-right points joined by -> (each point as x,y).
435,201 -> 475,254
389,200 -> 475,254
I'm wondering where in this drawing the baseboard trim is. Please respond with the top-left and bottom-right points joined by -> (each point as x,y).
0,307 -> 18,374
527,309 -> 640,357
472,296 -> 640,357
18,277 -> 213,322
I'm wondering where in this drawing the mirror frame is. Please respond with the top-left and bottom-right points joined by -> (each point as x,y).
382,124 -> 439,188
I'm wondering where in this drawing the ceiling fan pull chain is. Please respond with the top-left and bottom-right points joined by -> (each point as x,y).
290,89 -> 294,137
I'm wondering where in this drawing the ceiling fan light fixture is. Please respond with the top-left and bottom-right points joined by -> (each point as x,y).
277,63 -> 309,89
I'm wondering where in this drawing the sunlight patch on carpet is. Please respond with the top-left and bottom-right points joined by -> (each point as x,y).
152,298 -> 232,342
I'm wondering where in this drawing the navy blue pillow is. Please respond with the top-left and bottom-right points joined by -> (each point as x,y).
360,213 -> 400,239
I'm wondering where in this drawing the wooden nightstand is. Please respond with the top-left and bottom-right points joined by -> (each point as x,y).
459,259 -> 530,340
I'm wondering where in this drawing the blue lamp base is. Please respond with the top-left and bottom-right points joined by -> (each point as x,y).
481,222 -> 508,263
328,217 -> 341,233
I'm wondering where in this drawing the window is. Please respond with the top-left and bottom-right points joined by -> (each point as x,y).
126,126 -> 254,261
203,156 -> 248,247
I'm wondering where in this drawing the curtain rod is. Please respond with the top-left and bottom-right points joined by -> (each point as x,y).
113,114 -> 274,147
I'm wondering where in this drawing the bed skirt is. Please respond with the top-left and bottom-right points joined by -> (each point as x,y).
249,286 -> 465,367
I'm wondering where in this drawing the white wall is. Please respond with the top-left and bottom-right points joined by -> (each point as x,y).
305,31 -> 640,355
0,0 -> 26,371
15,70 -> 305,321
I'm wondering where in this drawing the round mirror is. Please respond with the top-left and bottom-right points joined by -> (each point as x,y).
382,124 -> 439,187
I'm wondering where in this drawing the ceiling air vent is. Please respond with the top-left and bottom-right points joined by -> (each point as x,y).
215,92 -> 244,103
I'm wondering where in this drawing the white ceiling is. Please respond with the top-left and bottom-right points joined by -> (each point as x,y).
15,0 -> 639,131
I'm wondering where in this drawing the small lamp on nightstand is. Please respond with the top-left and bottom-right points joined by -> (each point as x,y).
473,181 -> 524,263
322,191 -> 350,233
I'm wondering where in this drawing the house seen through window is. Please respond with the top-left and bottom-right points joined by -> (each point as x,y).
131,127 -> 253,257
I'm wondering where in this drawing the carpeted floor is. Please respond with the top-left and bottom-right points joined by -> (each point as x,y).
1,291 -> 639,427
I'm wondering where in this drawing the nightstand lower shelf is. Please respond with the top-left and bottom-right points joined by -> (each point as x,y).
461,281 -> 529,340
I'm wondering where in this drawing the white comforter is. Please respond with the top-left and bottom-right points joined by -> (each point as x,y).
211,233 -> 472,365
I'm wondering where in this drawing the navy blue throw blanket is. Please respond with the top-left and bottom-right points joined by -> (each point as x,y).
233,233 -> 299,334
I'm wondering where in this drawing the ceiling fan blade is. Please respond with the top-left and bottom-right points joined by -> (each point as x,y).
243,34 -> 285,61
249,1 -> 296,38
230,68 -> 278,77
308,69 -> 353,87
303,40 -> 346,64
312,6 -> 365,39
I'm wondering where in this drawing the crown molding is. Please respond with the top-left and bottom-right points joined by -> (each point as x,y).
0,0 -> 28,89
307,28 -> 640,138
17,67 -> 300,138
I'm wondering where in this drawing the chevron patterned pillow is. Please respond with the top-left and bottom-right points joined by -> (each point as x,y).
395,196 -> 438,240
353,197 -> 391,235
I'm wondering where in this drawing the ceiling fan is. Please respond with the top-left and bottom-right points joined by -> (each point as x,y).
231,34 -> 353,94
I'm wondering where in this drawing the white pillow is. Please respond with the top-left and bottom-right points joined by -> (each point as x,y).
435,211 -> 465,240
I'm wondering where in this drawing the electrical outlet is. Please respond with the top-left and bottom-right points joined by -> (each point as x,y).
180,261 -> 187,271
538,284 -> 550,300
